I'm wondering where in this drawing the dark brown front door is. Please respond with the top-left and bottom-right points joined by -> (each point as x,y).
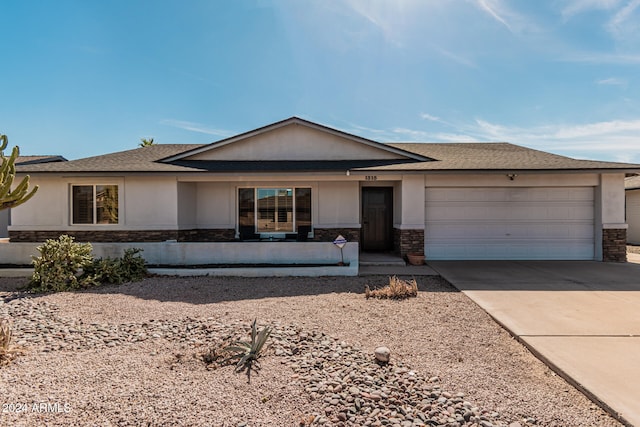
361,187 -> 393,252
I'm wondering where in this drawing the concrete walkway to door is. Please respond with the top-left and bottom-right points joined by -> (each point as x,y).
428,260 -> 640,427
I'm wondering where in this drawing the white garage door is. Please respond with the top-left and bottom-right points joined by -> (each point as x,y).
425,187 -> 595,260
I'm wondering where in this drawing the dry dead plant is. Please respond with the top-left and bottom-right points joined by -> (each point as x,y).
200,340 -> 232,369
0,318 -> 23,366
365,276 -> 418,300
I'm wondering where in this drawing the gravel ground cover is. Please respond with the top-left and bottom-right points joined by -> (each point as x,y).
0,275 -> 621,427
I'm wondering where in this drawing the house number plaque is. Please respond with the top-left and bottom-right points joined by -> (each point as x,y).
365,176 -> 378,181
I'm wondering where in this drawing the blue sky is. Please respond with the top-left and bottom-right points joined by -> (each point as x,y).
1,0 -> 640,163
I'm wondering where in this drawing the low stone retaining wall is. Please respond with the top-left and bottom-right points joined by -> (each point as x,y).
0,241 -> 359,276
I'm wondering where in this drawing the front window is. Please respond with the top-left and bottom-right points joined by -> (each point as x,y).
238,187 -> 311,234
72,185 -> 119,224
257,188 -> 293,232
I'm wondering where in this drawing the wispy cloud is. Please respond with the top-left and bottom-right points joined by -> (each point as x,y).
346,116 -> 640,163
606,0 -> 640,42
561,0 -> 640,49
470,0 -> 543,36
596,77 -> 628,85
467,117 -> 640,161
561,0 -> 621,19
420,113 -> 441,122
344,0 -> 424,46
432,46 -> 479,68
160,119 -> 233,137
474,0 -> 513,32
609,0 -> 640,27
561,51 -> 640,63
552,118 -> 640,138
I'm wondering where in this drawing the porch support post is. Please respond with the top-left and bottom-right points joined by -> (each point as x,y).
394,175 -> 425,257
597,173 -> 628,262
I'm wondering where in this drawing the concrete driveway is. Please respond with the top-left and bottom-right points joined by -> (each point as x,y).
428,260 -> 640,427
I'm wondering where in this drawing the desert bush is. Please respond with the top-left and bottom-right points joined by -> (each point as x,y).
28,235 -> 147,292
29,235 -> 97,292
87,248 -> 147,285
88,257 -> 123,284
118,248 -> 147,281
365,276 -> 418,300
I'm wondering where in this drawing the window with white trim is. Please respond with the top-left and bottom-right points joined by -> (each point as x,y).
238,187 -> 311,234
71,185 -> 119,225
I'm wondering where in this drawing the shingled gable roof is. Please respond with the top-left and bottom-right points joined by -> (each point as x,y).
16,144 -> 205,173
159,116 -> 431,163
356,142 -> 640,173
15,119 -> 640,174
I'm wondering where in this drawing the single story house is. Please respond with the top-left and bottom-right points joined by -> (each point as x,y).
1,155 -> 67,238
626,175 -> 640,245
9,117 -> 640,266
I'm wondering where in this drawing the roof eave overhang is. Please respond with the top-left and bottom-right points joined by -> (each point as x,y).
348,168 -> 640,175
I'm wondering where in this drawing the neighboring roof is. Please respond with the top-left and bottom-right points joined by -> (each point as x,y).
15,155 -> 67,165
626,175 -> 640,190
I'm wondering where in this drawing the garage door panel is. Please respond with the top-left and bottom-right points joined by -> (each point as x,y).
427,221 -> 593,238
425,241 -> 594,260
428,203 -> 594,221
425,187 -> 595,260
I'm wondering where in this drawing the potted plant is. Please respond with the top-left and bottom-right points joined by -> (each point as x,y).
406,252 -> 425,266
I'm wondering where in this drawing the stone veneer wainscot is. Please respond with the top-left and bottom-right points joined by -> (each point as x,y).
602,228 -> 627,262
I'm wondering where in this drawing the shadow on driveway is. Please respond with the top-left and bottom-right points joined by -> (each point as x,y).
428,260 -> 640,291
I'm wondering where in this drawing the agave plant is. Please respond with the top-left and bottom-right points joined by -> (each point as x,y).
225,319 -> 272,383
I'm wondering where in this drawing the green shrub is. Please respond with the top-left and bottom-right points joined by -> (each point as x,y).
87,257 -> 123,285
28,235 -> 147,292
118,248 -> 147,281
29,235 -> 97,292
87,248 -> 147,285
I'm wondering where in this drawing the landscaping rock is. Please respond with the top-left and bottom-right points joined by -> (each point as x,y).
375,346 -> 391,363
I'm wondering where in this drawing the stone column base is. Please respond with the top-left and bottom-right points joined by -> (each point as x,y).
602,228 -> 627,262
394,228 -> 425,257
